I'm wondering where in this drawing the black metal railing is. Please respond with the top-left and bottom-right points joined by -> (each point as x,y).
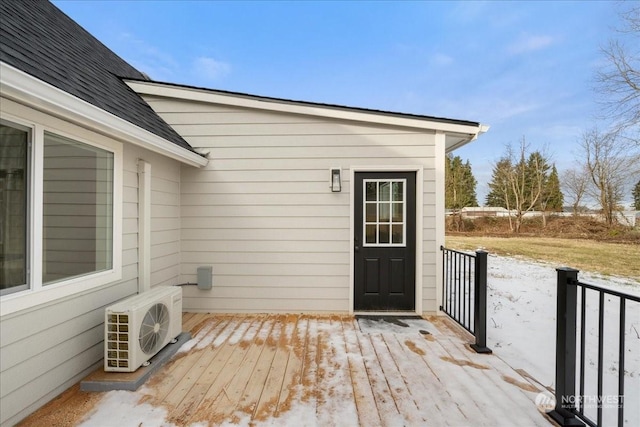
440,246 -> 491,354
549,268 -> 640,427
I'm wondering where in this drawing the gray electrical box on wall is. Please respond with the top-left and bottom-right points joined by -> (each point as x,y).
197,266 -> 213,290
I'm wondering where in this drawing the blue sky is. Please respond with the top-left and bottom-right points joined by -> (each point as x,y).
53,0 -> 627,202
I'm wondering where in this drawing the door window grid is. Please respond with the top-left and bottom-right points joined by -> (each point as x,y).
363,179 -> 406,247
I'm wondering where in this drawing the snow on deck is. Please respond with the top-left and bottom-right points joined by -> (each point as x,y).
20,313 -> 552,427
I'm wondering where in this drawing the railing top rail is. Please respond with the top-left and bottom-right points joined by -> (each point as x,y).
573,279 -> 640,303
440,245 -> 477,258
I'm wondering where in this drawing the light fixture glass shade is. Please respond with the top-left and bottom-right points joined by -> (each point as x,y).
331,168 -> 341,192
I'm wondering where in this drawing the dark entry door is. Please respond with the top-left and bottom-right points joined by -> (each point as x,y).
354,172 -> 416,311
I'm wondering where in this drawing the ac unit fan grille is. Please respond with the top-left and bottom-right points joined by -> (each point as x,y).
139,303 -> 170,354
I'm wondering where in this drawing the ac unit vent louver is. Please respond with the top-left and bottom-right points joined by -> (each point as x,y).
104,287 -> 182,372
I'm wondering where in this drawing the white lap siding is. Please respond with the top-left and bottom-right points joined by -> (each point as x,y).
0,126 -> 182,426
145,96 -> 439,314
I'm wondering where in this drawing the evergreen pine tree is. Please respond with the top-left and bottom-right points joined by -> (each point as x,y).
545,165 -> 564,212
463,160 -> 479,207
485,158 -> 513,208
633,179 -> 640,210
445,155 -> 479,210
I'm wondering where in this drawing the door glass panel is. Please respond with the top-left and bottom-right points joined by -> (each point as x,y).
365,203 -> 377,222
366,182 -> 377,201
379,203 -> 390,222
392,225 -> 403,244
392,203 -> 403,222
365,225 -> 376,244
379,182 -> 390,201
378,224 -> 390,244
392,182 -> 403,201
363,178 -> 406,246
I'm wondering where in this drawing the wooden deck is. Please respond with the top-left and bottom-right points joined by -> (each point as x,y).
20,313 -> 554,426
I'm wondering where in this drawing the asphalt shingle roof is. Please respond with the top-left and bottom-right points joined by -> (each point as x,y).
0,0 -> 194,153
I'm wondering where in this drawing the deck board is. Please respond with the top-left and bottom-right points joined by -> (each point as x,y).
19,313 -> 553,427
437,337 -> 531,416
168,320 -> 235,423
384,333 -> 455,425
369,333 -> 429,425
343,318 -> 383,427
355,328 -> 404,425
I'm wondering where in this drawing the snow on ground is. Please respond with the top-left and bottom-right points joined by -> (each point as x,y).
485,254 -> 640,426
78,390 -> 172,427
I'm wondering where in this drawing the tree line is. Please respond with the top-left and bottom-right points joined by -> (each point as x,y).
446,143 -> 640,232
446,140 -> 564,234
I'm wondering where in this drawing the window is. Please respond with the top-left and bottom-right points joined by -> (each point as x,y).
0,114 -> 121,306
42,132 -> 114,285
363,179 -> 406,246
0,122 -> 29,295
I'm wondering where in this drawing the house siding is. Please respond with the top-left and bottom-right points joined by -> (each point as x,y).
144,96 -> 440,314
0,102 -> 182,426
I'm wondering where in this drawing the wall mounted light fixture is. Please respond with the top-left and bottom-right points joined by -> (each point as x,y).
330,167 -> 341,192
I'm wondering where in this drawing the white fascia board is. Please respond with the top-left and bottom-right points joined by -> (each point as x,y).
127,80 -> 485,136
0,62 -> 208,168
445,124 -> 490,153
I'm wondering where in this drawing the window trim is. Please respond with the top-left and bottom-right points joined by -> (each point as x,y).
0,105 -> 122,316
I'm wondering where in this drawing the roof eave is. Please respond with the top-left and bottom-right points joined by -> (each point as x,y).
126,79 -> 486,137
445,124 -> 490,153
1,62 -> 208,168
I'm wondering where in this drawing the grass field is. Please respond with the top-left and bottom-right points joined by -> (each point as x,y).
445,235 -> 640,280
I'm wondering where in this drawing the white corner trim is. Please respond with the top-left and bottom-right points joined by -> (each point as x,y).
127,80 -> 484,136
0,62 -> 208,168
434,132 -> 446,315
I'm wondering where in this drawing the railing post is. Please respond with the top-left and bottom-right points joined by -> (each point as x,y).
439,245 -> 445,313
470,250 -> 491,354
548,267 -> 584,426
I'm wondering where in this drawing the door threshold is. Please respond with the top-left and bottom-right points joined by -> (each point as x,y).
354,311 -> 420,317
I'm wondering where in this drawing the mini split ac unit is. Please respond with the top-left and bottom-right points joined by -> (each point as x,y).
104,286 -> 182,372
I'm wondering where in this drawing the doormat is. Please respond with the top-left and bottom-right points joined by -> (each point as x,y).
356,315 -> 437,336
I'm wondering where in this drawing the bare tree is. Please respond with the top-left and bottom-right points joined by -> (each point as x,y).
562,167 -> 589,215
487,157 -> 515,230
508,141 -> 549,233
579,127 -> 640,225
487,139 -> 552,232
487,139 -> 550,233
596,4 -> 640,133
